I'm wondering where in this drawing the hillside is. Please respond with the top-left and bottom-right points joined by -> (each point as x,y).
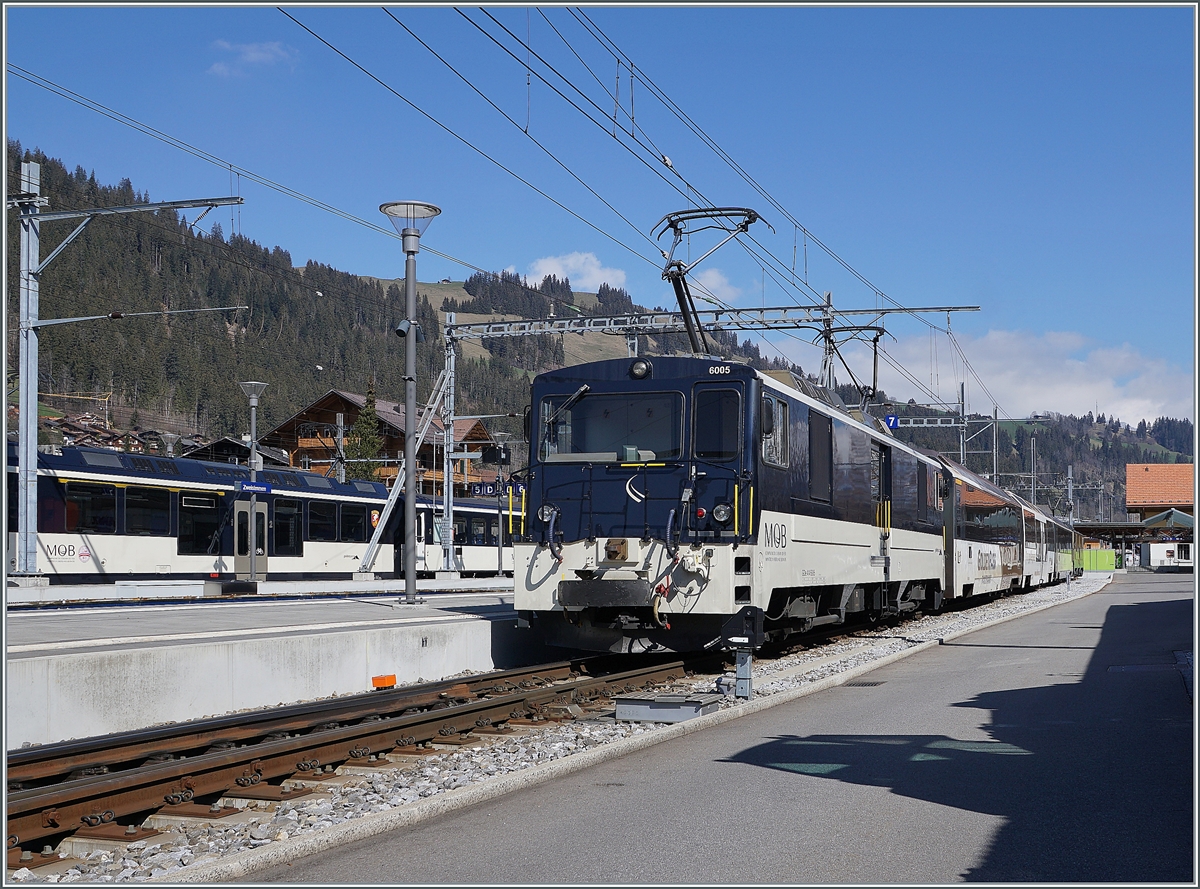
6,140 -> 1191,516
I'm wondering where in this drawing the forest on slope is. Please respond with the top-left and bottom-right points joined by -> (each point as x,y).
6,141 -> 1191,518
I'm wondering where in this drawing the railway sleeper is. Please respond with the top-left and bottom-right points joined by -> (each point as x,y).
7,663 -> 686,849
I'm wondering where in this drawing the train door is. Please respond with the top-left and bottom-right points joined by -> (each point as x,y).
689,382 -> 743,537
870,441 -> 892,613
234,500 -> 268,579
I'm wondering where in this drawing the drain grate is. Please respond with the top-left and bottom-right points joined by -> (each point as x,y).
844,681 -> 885,687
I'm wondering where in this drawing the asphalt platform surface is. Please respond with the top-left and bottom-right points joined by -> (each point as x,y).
254,572 -> 1194,884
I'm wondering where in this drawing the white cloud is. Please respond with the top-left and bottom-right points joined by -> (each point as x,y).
690,268 -> 741,306
827,329 -> 1195,423
527,252 -> 625,291
208,40 -> 295,76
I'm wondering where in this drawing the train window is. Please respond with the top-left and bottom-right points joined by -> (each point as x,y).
35,477 -> 67,533
65,483 -> 117,534
489,518 -> 501,546
539,391 -> 683,463
306,475 -> 333,489
341,504 -> 368,542
353,481 -> 378,494
470,517 -> 486,545
178,492 -> 223,555
274,499 -> 303,556
126,486 -> 171,536
308,501 -> 338,541
917,464 -> 929,523
693,389 -> 741,462
809,412 -> 833,502
761,395 -> 789,468
454,518 -> 467,542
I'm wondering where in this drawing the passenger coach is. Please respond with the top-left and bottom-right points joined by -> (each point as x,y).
5,443 -> 513,582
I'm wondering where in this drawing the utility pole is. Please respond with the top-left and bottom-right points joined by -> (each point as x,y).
8,161 -> 241,583
442,316 -> 458,576
992,406 -> 998,482
959,383 -> 966,464
1031,433 -> 1037,505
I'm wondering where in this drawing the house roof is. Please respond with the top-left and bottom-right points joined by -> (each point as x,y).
263,389 -> 494,446
1125,463 -> 1195,508
1141,508 -> 1194,530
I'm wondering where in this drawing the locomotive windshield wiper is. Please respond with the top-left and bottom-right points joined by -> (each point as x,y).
548,384 -> 590,423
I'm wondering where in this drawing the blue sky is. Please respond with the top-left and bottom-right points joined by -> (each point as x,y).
5,5 -> 1196,423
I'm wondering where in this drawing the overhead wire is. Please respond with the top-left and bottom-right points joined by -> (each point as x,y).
8,64 -> 618,321
381,8 -> 661,261
566,9 -> 1004,405
278,9 -> 657,272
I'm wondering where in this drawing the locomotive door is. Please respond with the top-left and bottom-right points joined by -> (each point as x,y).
234,501 -> 268,579
689,382 -> 744,535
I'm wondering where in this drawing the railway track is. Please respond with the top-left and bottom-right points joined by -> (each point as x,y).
6,653 -> 720,858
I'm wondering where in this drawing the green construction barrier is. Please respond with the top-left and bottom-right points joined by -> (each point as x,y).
1078,549 -> 1116,572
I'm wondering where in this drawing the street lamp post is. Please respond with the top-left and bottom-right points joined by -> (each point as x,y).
239,381 -> 268,583
380,201 -> 441,605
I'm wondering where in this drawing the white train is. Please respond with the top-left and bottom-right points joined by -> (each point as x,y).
4,443 -> 515,583
513,356 -> 1081,653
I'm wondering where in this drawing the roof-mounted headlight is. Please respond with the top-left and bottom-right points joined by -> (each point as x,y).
629,358 -> 652,380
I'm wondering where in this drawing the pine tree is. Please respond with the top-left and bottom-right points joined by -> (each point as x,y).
344,380 -> 383,480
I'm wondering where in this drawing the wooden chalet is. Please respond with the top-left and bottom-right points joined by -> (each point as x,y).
259,389 -> 497,497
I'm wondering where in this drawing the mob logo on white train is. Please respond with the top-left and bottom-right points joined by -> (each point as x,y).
762,522 -> 788,548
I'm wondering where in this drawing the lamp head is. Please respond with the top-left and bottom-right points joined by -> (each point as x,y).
239,381 -> 268,401
380,201 -> 441,238
395,320 -> 426,342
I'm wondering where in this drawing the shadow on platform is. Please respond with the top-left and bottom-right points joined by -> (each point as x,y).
723,596 -> 1194,882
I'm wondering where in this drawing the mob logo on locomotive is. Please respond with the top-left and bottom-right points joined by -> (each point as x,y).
762,522 -> 788,549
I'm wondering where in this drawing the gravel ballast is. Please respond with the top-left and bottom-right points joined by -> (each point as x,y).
8,574 -> 1111,884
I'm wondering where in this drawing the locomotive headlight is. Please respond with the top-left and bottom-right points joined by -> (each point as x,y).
712,502 -> 734,525
538,504 -> 558,524
629,358 -> 652,380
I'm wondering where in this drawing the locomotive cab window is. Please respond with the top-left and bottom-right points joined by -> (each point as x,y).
539,391 -> 683,463
693,388 -> 741,462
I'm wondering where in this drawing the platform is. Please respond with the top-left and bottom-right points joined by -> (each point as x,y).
5,591 -> 527,749
4,575 -> 512,607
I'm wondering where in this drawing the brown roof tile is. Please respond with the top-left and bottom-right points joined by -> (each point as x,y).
1125,463 -> 1194,508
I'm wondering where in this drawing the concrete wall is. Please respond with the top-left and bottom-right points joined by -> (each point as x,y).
7,616 -> 493,749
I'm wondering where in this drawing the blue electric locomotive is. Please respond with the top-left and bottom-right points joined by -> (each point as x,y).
513,355 -> 1078,653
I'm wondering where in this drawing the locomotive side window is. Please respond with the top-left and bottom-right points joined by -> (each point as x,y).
308,501 -> 338,541
693,389 -> 741,461
761,395 -> 789,468
917,463 -> 929,523
65,483 -> 117,534
274,499 -> 303,556
178,493 -> 222,555
340,504 -> 368,542
126,486 -> 171,536
869,443 -> 891,505
809,412 -> 833,502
